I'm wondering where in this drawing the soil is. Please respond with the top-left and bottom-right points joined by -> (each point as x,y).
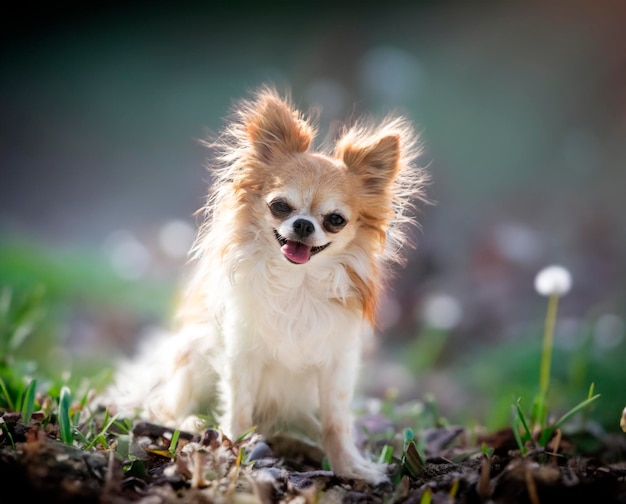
1,410 -> 626,503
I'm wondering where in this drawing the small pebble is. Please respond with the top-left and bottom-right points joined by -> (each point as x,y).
247,441 -> 273,461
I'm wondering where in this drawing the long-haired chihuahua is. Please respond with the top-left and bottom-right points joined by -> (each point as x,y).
107,86 -> 428,483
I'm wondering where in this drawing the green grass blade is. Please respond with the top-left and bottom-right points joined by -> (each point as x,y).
449,478 -> 460,499
514,398 -> 532,444
531,393 -> 546,432
538,394 -> 601,446
84,413 -> 119,450
322,456 -> 331,471
168,429 -> 181,458
480,443 -> 494,457
587,382 -> 595,400
235,425 -> 256,443
0,422 -> 15,451
113,417 -> 133,434
58,386 -> 73,444
377,444 -> 394,464
0,377 -> 15,411
511,406 -> 527,455
72,429 -> 90,446
582,382 -> 595,427
554,394 -> 601,430
20,379 -> 37,424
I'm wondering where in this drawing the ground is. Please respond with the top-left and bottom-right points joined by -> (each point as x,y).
2,408 -> 626,503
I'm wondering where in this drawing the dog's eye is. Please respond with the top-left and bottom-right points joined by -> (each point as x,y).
324,213 -> 347,232
269,199 -> 292,217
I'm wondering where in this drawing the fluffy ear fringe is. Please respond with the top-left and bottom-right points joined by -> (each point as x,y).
341,134 -> 401,190
206,86 -> 315,168
335,115 -> 431,265
245,90 -> 313,160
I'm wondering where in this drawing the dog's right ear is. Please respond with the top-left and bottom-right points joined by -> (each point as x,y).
245,89 -> 313,162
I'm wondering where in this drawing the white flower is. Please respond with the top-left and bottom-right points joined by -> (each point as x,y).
534,265 -> 573,296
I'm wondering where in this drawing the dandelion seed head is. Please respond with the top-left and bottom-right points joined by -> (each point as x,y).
534,265 -> 572,297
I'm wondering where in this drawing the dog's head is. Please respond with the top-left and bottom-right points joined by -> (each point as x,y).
201,87 -> 428,320
218,88 -> 424,265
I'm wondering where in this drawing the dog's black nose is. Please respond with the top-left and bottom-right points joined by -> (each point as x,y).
293,218 -> 314,239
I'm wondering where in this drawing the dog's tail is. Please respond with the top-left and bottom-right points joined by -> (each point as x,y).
97,324 -> 219,427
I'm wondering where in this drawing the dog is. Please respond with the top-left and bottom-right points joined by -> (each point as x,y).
106,87 -> 428,484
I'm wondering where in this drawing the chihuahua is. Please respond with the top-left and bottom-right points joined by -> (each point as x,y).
108,87 -> 428,483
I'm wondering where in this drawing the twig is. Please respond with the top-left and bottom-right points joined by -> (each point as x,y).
100,441 -> 117,504
551,428 -> 562,464
477,455 -> 491,499
525,463 -> 540,504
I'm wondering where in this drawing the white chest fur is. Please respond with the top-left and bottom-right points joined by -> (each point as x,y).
222,253 -> 364,371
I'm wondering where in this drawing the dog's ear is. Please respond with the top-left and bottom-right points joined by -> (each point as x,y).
337,133 -> 401,190
246,91 -> 313,162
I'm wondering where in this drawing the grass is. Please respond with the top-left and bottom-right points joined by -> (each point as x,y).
18,378 -> 37,425
57,385 -> 74,444
0,280 -> 133,454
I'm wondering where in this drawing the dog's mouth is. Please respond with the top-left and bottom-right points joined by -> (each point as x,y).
274,230 -> 330,264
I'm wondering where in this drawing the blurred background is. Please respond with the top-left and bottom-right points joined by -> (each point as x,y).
1,0 -> 625,433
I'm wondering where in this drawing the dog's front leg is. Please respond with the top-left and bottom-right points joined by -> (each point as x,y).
218,349 -> 262,441
318,348 -> 388,484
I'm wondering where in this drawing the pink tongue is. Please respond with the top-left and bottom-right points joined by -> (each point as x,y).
281,241 -> 312,263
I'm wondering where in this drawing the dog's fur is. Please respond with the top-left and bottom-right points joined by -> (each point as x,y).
106,87 -> 428,483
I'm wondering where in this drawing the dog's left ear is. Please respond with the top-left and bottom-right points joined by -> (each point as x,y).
337,134 -> 401,190
246,90 -> 313,162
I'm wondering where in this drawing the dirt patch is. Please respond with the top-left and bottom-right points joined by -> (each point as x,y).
1,412 -> 626,503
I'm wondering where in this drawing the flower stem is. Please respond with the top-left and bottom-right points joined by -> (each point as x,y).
534,293 -> 559,429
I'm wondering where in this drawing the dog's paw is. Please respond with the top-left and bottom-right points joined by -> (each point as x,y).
334,458 -> 389,485
179,415 -> 207,433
